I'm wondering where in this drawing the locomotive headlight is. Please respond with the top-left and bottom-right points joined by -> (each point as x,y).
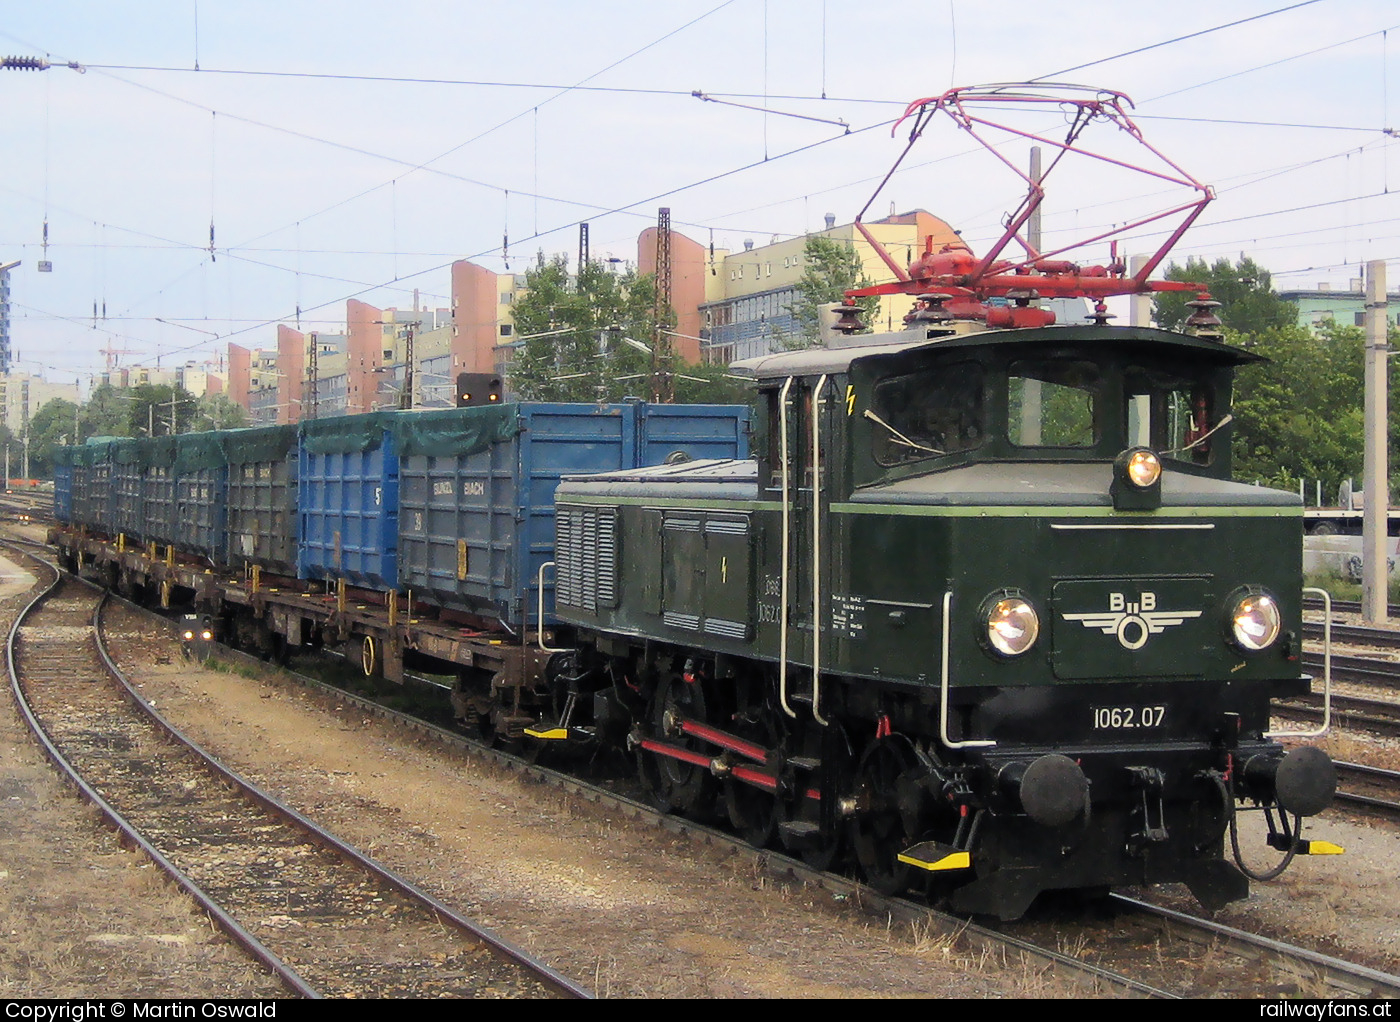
1124,449 -> 1161,488
1111,447 -> 1163,511
984,594 -> 1040,657
1230,590 -> 1282,652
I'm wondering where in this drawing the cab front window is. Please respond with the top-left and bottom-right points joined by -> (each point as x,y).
1007,359 -> 1099,448
1126,366 -> 1215,466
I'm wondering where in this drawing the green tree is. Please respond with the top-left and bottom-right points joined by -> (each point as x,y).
669,360 -> 756,406
1228,318 -> 1400,501
81,383 -> 136,439
1230,322 -> 1368,496
508,256 -> 661,403
784,236 -> 881,348
27,398 -> 81,479
1152,255 -> 1297,336
127,383 -> 197,436
193,392 -> 250,431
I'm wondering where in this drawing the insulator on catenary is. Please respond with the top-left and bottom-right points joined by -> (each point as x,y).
2,55 -> 50,70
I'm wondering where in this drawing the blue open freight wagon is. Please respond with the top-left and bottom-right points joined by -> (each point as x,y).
391,400 -> 749,630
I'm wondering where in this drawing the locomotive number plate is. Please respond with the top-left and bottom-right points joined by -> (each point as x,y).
1091,705 -> 1166,730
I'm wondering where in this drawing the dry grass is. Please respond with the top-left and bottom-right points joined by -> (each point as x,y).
907,913 -> 964,955
1321,731 -> 1400,771
1278,961 -> 1331,999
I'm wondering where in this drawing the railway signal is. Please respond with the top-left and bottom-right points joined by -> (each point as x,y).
456,373 -> 503,407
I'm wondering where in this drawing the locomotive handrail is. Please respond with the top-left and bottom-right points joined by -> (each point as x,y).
940,591 -> 996,749
811,374 -> 829,727
536,561 -> 569,654
1268,587 -> 1332,739
778,377 -> 797,720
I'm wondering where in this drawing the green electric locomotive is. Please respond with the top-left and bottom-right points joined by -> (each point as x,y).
545,318 -> 1338,918
533,84 -> 1339,919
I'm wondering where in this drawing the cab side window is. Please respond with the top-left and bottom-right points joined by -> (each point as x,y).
870,362 -> 984,467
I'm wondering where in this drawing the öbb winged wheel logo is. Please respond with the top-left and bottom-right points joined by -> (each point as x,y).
1062,592 -> 1201,650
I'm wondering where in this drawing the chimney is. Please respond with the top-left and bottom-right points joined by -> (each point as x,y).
824,213 -> 836,230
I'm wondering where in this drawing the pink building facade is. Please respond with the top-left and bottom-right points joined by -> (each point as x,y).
275,324 -> 305,425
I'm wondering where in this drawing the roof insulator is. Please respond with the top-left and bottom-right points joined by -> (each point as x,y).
904,293 -> 953,325
1086,300 -> 1115,327
833,302 -> 864,335
1185,292 -> 1224,339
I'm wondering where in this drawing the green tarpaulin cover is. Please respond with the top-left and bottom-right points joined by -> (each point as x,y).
222,423 -> 298,464
299,411 -> 400,455
173,431 -> 226,473
389,405 -> 521,458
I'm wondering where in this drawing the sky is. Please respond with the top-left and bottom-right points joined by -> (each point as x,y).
1,0 -> 1397,390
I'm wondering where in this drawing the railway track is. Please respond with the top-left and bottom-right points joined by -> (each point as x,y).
0,489 -> 54,526
1107,895 -> 1400,999
17,532 -> 1400,998
1276,685 -> 1400,737
1278,645 -> 1400,817
1332,761 -> 1400,819
1302,596 -> 1400,618
1302,620 -> 1400,654
6,548 -> 588,1000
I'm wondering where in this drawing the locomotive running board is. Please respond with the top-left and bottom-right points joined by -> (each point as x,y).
897,840 -> 972,873
524,721 -> 599,742
1267,835 -> 1344,856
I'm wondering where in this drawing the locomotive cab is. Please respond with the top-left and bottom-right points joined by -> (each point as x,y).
848,330 -> 1235,486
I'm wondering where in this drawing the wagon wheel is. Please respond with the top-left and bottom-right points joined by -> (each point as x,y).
451,667 -> 494,740
360,634 -> 381,678
849,736 -> 919,896
637,672 -> 715,817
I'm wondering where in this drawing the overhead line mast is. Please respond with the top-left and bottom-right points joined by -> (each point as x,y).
652,207 -> 674,404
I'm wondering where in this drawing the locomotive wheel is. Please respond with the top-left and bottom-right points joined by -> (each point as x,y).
637,672 -> 715,817
850,736 -> 919,896
726,780 -> 778,848
725,704 -> 781,848
776,719 -> 851,871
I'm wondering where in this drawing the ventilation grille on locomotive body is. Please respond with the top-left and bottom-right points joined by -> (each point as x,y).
556,505 -> 619,613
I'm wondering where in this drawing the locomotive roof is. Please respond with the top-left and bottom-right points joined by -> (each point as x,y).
848,460 -> 1300,508
727,324 -> 1261,382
